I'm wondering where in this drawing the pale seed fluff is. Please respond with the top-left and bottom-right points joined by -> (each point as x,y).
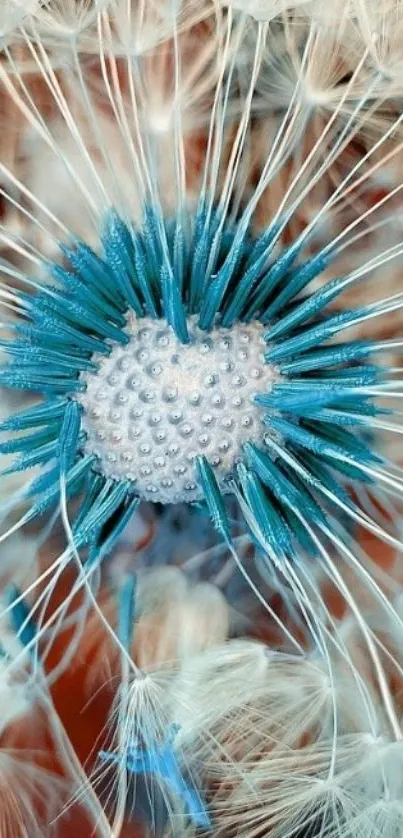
78,315 -> 276,503
223,0 -> 313,21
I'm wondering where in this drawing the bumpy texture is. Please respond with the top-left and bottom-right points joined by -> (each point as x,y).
78,316 -> 273,503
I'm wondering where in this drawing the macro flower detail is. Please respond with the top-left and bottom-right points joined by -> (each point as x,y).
79,313 -> 271,503
0,207 -> 387,566
100,725 -> 211,831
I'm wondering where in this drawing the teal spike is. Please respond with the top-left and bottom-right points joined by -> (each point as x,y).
245,239 -> 303,319
0,426 -> 58,455
265,436 -> 351,505
195,455 -> 230,539
0,438 -> 60,476
7,357 -> 81,376
293,453 -> 352,504
118,575 -> 137,652
6,585 -> 37,652
0,371 -> 85,395
264,273 -> 352,341
102,212 -> 144,316
221,248 -> 273,328
265,306 -> 377,363
33,290 -> 129,345
278,340 -> 374,375
303,418 -> 381,462
5,362 -> 82,381
315,367 -> 382,385
243,224 -> 279,272
298,407 -> 367,428
198,232 -> 248,329
188,206 -> 215,311
268,416 -> 378,468
244,442 -> 326,526
0,399 -> 67,432
75,481 -> 130,547
173,219 -> 186,294
255,386 -> 356,413
161,264 -> 189,343
282,506 -> 319,557
319,451 -> 374,484
260,251 -> 331,323
73,473 -> 105,535
31,306 -> 113,353
236,462 -> 292,556
0,341 -> 97,373
132,233 -> 159,317
51,264 -> 125,325
60,242 -> 126,308
27,464 -> 61,497
31,455 -> 95,519
198,271 -> 228,330
144,204 -> 164,275
73,479 -> 112,536
59,399 -> 82,473
18,315 -> 112,356
93,495 -> 140,565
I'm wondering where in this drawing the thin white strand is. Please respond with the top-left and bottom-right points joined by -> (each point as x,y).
313,521 -> 402,740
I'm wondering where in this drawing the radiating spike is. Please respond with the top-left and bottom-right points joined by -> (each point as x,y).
264,273 -> 354,341
198,226 -> 249,329
73,473 -> 105,535
51,264 -> 125,324
195,455 -> 230,539
118,575 -> 137,652
246,239 -> 303,318
0,371 -> 85,395
102,214 -> 139,299
132,233 -> 159,317
265,306 -> 372,363
93,495 -> 140,565
236,462 -> 292,555
75,481 -> 130,547
59,399 -> 82,473
221,249 -> 272,327
32,310 -> 114,355
261,251 -> 331,322
0,427 -> 58,455
188,206 -> 215,311
0,399 -> 67,432
36,291 -> 129,345
161,264 -> 189,343
268,416 -> 380,467
278,340 -> 374,375
244,442 -> 326,526
255,387 -> 353,412
60,242 -> 126,308
0,439 -> 60,476
6,585 -> 37,652
0,340 -> 97,372
31,455 -> 95,519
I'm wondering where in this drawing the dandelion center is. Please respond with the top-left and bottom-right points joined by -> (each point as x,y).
78,315 -> 274,504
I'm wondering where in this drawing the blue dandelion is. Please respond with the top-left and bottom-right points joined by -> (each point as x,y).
0,202 -> 392,579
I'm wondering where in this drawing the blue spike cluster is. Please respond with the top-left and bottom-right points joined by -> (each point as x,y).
0,205 -> 387,572
100,725 -> 211,830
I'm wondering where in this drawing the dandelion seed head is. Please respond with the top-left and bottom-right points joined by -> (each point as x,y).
79,315 -> 273,503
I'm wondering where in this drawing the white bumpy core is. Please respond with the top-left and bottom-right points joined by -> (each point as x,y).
78,315 -> 275,504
